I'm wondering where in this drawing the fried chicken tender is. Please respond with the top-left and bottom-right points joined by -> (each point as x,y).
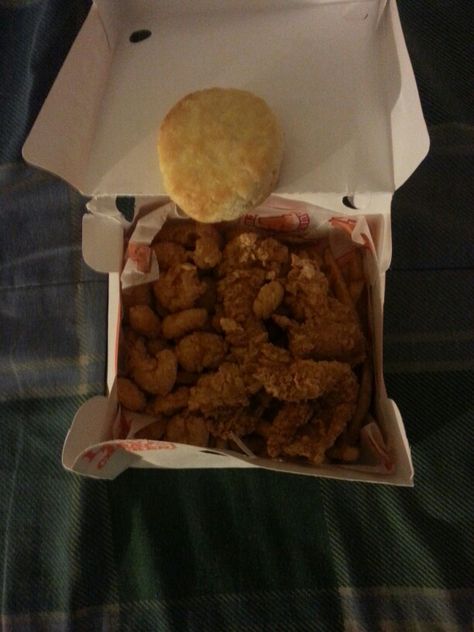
162,308 -> 208,339
273,304 -> 366,365
153,263 -> 206,312
256,358 -> 355,402
152,241 -> 188,270
165,411 -> 209,447
282,368 -> 358,464
129,304 -> 161,338
117,377 -> 146,412
207,408 -> 257,439
132,348 -> 177,396
266,402 -> 314,458
253,280 -> 284,319
284,254 -> 329,320
219,233 -> 289,277
150,387 -> 190,416
188,362 -> 249,414
176,332 -> 226,373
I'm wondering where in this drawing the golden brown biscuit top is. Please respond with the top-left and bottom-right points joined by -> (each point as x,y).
158,88 -> 283,222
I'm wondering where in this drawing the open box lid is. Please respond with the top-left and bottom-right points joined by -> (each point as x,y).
23,0 -> 428,200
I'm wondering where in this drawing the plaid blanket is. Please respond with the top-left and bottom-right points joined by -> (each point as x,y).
1,1 -> 473,630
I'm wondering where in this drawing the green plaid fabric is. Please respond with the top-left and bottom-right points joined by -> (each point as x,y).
1,1 -> 473,630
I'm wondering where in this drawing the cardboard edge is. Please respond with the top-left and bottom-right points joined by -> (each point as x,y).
82,213 -> 124,273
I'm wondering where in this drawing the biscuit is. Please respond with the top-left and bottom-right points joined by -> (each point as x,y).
158,88 -> 283,222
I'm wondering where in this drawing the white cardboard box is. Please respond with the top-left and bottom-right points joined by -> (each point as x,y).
23,0 -> 429,484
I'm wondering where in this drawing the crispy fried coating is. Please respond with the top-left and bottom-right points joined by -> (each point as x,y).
273,305 -> 365,365
162,308 -> 207,339
219,233 -> 288,277
193,235 -> 222,269
282,368 -> 359,464
217,268 -> 266,323
153,263 -> 206,312
176,332 -> 226,373
256,358 -> 354,402
155,220 -> 222,269
150,387 -> 190,416
152,241 -> 188,269
284,254 -> 329,320
197,277 -> 217,312
129,304 -> 161,338
117,377 -> 146,412
266,402 -> 314,458
165,411 -> 209,447
188,362 -> 249,414
132,348 -> 177,396
253,280 -> 284,319
207,408 -> 257,439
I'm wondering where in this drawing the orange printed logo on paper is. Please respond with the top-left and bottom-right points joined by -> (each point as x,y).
329,217 -> 372,250
82,445 -> 119,470
120,439 -> 176,453
243,212 -> 309,233
127,242 -> 151,273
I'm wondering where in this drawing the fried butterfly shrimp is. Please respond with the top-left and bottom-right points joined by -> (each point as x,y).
176,332 -> 226,373
165,411 -> 209,447
155,220 -> 222,270
150,386 -> 190,416
117,377 -> 146,412
153,263 -> 206,312
193,233 -> 222,269
152,241 -> 188,270
129,304 -> 161,338
188,362 -> 249,414
253,280 -> 284,319
122,282 -> 152,309
132,348 -> 177,396
197,277 -> 217,312
162,308 -> 207,339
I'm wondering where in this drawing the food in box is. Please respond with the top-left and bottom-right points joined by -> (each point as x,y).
21,0 -> 429,484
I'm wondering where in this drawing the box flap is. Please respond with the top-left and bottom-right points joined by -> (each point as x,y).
23,0 -> 428,199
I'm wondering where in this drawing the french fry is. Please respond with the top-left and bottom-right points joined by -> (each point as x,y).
346,358 -> 373,444
324,248 -> 354,308
327,442 -> 360,462
348,248 -> 363,281
349,279 -> 365,304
